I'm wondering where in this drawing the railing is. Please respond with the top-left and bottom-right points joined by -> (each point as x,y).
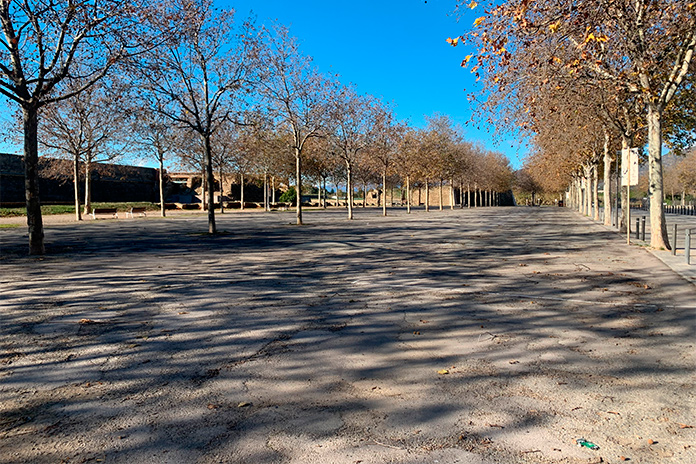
637,200 -> 696,216
671,224 -> 695,265
664,204 -> 696,216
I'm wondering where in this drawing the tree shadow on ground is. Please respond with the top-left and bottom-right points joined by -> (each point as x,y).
1,208 -> 694,463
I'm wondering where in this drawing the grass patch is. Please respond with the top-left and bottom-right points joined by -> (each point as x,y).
0,202 -> 160,218
0,223 -> 21,229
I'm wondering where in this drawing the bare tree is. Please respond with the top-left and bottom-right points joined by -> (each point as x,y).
257,25 -> 331,225
0,0 -> 157,254
132,94 -> 190,217
327,85 -> 377,220
40,76 -> 130,219
138,0 -> 255,233
304,136 -> 338,209
369,102 -> 403,216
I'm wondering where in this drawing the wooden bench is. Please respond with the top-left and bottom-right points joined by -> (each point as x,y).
91,208 -> 118,219
126,207 -> 147,218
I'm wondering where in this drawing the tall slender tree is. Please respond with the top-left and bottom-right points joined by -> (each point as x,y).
0,0 -> 158,254
257,25 -> 331,225
138,0 -> 256,233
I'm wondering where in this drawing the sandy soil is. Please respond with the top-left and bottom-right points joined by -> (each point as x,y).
1,207 -> 694,463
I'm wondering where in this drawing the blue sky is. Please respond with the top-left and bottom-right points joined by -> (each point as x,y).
0,0 -> 528,169
229,0 -> 528,168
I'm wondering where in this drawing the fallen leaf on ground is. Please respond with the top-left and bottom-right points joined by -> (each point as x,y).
679,423 -> 694,429
237,401 -> 252,408
437,369 -> 449,375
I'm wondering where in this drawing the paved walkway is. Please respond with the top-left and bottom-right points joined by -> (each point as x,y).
591,207 -> 696,285
1,207 -> 694,464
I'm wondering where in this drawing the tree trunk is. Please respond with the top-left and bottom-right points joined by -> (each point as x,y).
204,135 -> 216,234
450,179 -> 455,210
406,175 -> 411,214
23,107 -> 45,255
202,165 -> 207,211
347,161 -> 354,220
240,172 -> 244,211
593,164 -> 599,221
272,176 -> 276,204
614,158 -> 620,227
219,168 -> 225,214
438,179 -> 443,211
362,182 -> 367,208
324,178 -> 328,209
295,148 -> 302,225
159,155 -> 166,217
264,171 -> 269,211
425,179 -> 430,212
646,104 -> 671,249
584,170 -> 589,215
603,131 -> 612,226
73,154 -> 82,221
83,160 -> 92,216
382,168 -> 388,216
467,183 -> 471,208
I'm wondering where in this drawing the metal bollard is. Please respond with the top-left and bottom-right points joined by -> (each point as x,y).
641,217 -> 646,241
687,229 -> 692,265
672,224 -> 678,256
636,218 -> 640,239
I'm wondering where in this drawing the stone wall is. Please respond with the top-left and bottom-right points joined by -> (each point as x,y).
0,153 -> 159,206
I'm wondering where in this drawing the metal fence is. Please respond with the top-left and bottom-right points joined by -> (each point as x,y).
637,200 -> 696,216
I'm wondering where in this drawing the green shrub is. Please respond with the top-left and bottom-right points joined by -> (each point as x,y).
279,187 -> 296,203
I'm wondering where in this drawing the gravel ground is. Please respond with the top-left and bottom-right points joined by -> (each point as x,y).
1,207 -> 694,464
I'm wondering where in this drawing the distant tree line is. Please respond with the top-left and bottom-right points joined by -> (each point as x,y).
1,0 -> 514,254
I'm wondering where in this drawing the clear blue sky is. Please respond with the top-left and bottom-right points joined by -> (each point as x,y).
0,0 -> 528,169
228,0 -> 527,169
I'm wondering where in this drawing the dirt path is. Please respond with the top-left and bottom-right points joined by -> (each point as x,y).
1,207 -> 694,463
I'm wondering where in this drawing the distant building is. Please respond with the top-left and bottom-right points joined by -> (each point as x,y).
0,153 -> 159,206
